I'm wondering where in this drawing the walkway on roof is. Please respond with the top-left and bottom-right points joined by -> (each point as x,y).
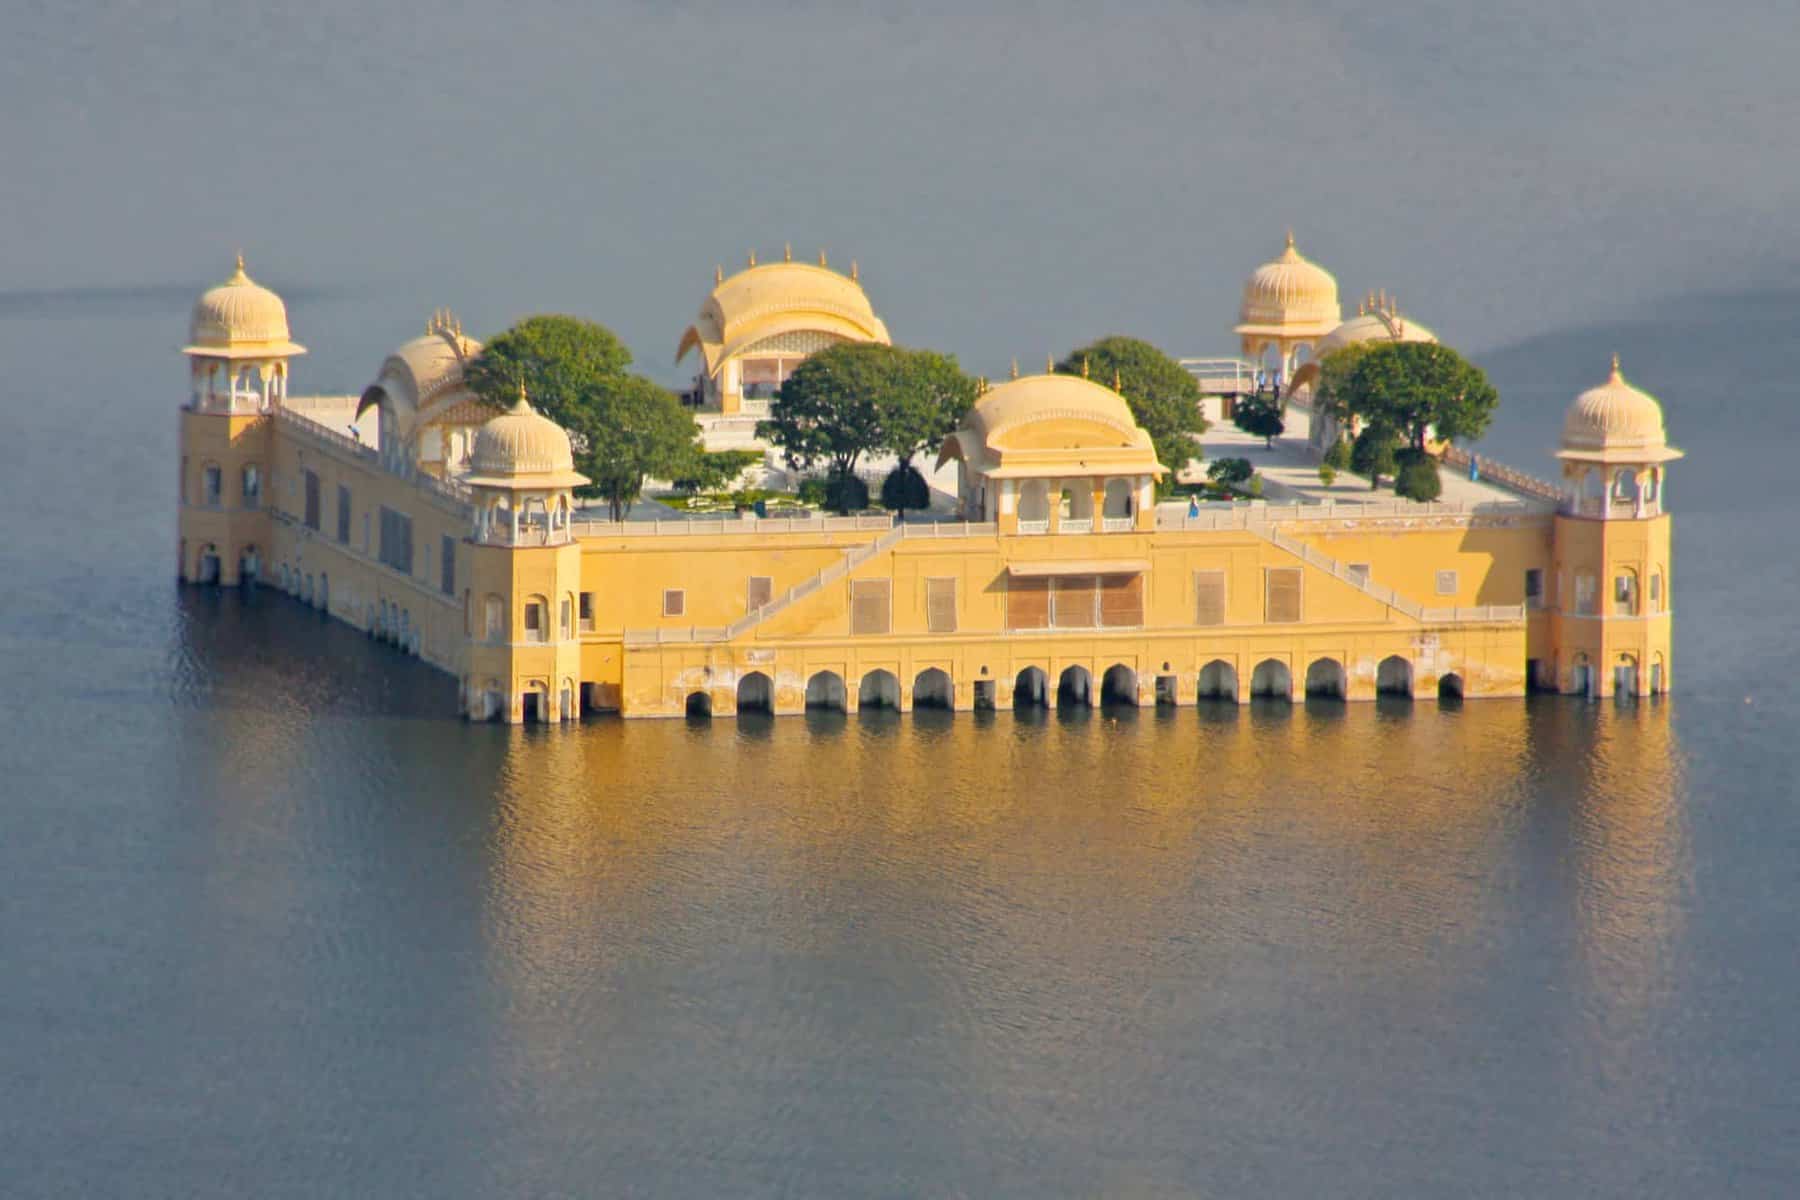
1185,405 -> 1553,511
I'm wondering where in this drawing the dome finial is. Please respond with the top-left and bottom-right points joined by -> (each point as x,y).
1081,355 -> 1090,379
714,264 -> 723,285
819,248 -> 828,267
850,259 -> 859,283
1046,353 -> 1055,374
748,249 -> 757,267
784,242 -> 793,263
1285,229 -> 1295,250
1009,358 -> 1019,380
514,372 -> 532,414
1113,368 -> 1122,392
1611,352 -> 1622,378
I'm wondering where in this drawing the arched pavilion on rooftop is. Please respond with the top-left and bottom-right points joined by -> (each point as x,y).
675,248 -> 890,415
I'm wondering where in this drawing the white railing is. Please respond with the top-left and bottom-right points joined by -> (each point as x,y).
572,513 -> 895,539
1017,519 -> 1050,535
1058,518 -> 1093,534
1102,516 -> 1134,532
1155,497 -> 1546,531
898,521 -> 999,539
1439,445 -> 1564,503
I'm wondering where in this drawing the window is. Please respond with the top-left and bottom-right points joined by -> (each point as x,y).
378,506 -> 414,574
1052,575 -> 1098,628
336,485 -> 351,544
850,579 -> 891,635
926,577 -> 957,633
663,589 -> 685,618
1194,570 -> 1226,626
1005,576 -> 1050,629
203,464 -> 222,506
1347,563 -> 1371,585
1098,574 -> 1143,627
1524,568 -> 1544,609
560,595 -> 572,639
1650,571 -> 1663,612
1614,570 -> 1638,616
1265,568 -> 1301,624
579,592 -> 596,632
303,470 -> 321,530
1574,572 -> 1598,616
1435,570 -> 1458,596
747,576 -> 774,612
242,464 -> 261,509
524,597 -> 546,643
440,535 -> 455,595
484,595 -> 505,641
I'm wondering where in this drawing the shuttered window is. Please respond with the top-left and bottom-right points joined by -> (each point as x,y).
1052,575 -> 1098,628
926,577 -> 957,633
663,589 -> 685,618
746,576 -> 773,611
850,579 -> 891,635
1099,574 -> 1143,627
336,485 -> 351,543
1005,576 -> 1050,629
1194,570 -> 1226,626
1265,568 -> 1301,624
303,470 -> 321,530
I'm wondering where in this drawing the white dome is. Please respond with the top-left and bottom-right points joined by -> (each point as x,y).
464,395 -> 590,489
1235,233 -> 1341,335
183,254 -> 306,358
1557,356 -> 1682,464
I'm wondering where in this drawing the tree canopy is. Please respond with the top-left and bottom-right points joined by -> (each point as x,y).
576,375 -> 702,521
1233,392 -> 1285,448
465,314 -> 633,429
1055,337 -> 1207,490
1333,341 -> 1498,453
759,342 -> 976,514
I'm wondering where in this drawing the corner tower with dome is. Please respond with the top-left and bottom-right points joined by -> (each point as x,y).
173,242 -> 1683,722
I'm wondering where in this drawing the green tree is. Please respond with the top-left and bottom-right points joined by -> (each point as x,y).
670,448 -> 763,495
1313,342 -> 1375,429
1393,448 -> 1444,502
465,314 -> 633,429
880,464 -> 930,514
575,375 -> 701,521
1056,337 -> 1207,492
873,347 -> 977,520
758,342 -> 890,512
1350,424 -> 1401,490
1233,392 -> 1285,448
1207,456 -> 1255,486
1322,437 -> 1352,472
1338,341 -> 1499,453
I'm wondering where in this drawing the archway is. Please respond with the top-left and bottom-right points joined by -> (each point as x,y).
1018,480 -> 1050,526
1650,653 -> 1666,695
1571,653 -> 1593,698
805,670 -> 847,710
913,667 -> 954,709
1103,478 -> 1133,519
560,679 -> 575,721
1376,655 -> 1413,696
318,572 -> 328,611
1305,657 -> 1347,699
1197,659 -> 1237,701
737,671 -> 773,713
1014,666 -> 1048,709
858,669 -> 900,710
1057,665 -> 1093,708
685,691 -> 712,718
1250,658 -> 1291,699
1063,485 -> 1094,522
198,544 -> 220,585
522,682 -> 550,724
1437,672 -> 1464,701
1613,654 -> 1639,698
1100,664 -> 1138,706
238,545 -> 260,585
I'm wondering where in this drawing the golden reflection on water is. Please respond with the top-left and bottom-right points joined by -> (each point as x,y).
483,699 -> 1684,1050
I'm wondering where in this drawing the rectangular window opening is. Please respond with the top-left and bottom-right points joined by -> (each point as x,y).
926,577 -> 957,633
1435,569 -> 1458,596
579,592 -> 596,632
850,579 -> 891,636
747,576 -> 774,612
1194,569 -> 1226,626
1265,568 -> 1301,624
663,589 -> 685,618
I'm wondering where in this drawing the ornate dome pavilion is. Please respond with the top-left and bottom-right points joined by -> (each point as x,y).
183,254 -> 306,359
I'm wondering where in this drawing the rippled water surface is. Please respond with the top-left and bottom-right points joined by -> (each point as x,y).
3,293 -> 1799,1197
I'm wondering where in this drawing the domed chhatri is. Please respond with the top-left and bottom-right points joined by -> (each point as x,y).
939,372 -> 1164,534
1557,355 -> 1683,464
677,254 -> 891,414
1234,233 -> 1342,384
183,253 -> 307,359
1236,232 -> 1342,334
464,391 -> 589,490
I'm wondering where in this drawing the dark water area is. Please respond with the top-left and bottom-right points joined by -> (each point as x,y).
2,294 -> 1797,1197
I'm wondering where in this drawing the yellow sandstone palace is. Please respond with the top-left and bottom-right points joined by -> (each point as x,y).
175,240 -> 1679,721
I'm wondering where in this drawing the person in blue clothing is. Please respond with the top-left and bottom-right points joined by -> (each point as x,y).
1187,495 -> 1201,518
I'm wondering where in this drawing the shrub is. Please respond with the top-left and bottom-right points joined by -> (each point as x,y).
1207,456 -> 1255,486
1350,427 -> 1399,488
1322,437 -> 1352,471
1394,449 -> 1443,502
797,476 -> 830,506
1318,463 -> 1337,487
1248,473 -> 1264,497
880,464 -> 930,513
825,473 -> 870,513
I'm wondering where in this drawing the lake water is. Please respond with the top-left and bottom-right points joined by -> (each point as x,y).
2,289 -> 1797,1198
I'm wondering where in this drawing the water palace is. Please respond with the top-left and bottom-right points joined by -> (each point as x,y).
175,239 -> 1679,720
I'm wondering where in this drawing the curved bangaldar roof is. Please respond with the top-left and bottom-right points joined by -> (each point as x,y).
1234,232 -> 1342,339
676,255 -> 891,373
1557,355 -> 1683,465
938,372 -> 1165,478
1312,301 -> 1437,359
356,311 -> 485,431
183,253 -> 307,359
